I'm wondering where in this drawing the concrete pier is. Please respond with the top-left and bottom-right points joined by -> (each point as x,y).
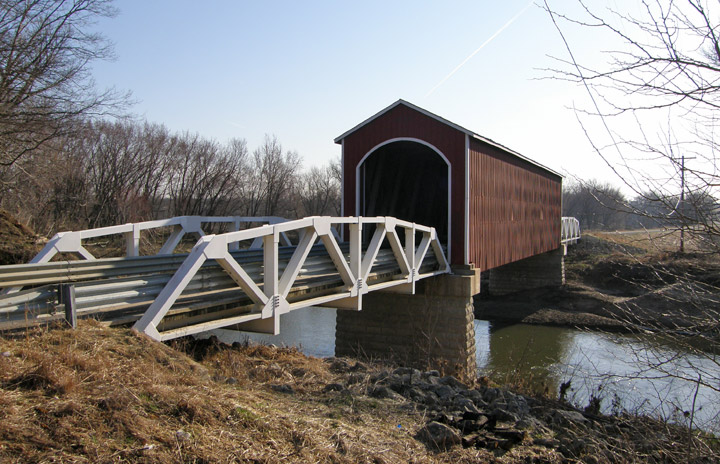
335,273 -> 479,380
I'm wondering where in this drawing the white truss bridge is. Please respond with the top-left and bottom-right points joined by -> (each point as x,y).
0,216 -> 451,341
0,215 -> 580,341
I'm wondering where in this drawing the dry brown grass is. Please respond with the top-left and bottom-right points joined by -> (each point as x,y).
2,321 -> 715,463
590,228 -> 711,254
1,321 -> 552,463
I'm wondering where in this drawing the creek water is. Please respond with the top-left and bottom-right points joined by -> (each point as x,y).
209,306 -> 720,432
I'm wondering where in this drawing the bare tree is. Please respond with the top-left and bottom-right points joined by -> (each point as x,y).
0,0 -> 128,183
296,158 -> 341,217
166,133 -> 247,218
563,179 -> 629,230
545,0 -> 720,434
244,134 -> 301,217
82,120 -> 173,226
544,0 -> 720,253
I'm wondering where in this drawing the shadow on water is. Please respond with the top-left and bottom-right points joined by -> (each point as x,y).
210,306 -> 337,358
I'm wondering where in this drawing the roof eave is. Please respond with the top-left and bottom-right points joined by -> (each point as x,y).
335,99 -> 563,180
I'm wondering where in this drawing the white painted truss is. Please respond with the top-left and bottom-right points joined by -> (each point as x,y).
131,216 -> 450,341
561,217 -> 581,245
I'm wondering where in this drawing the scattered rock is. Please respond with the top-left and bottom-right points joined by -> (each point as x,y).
494,428 -> 526,444
417,421 -> 462,449
392,367 -> 417,376
328,358 -> 351,373
349,361 -> 368,372
368,385 -> 403,401
345,373 -> 364,385
323,383 -> 344,392
357,366 -> 613,457
1,351 -> 10,357
551,409 -> 589,428
175,430 -> 191,441
454,396 -> 480,414
439,375 -> 468,390
270,384 -> 294,394
429,384 -> 455,400
456,417 -> 489,434
533,437 -> 560,448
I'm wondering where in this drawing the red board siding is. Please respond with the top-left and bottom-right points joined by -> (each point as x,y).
468,138 -> 562,270
342,104 -> 466,265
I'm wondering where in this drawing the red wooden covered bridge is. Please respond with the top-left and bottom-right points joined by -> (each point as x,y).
334,100 -> 577,377
335,99 -> 564,272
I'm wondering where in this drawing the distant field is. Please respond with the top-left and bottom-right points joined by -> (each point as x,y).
588,227 -> 713,254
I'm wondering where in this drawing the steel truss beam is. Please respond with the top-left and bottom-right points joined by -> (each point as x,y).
132,216 -> 450,341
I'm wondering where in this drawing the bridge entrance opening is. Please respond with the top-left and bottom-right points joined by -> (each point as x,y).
359,140 -> 449,247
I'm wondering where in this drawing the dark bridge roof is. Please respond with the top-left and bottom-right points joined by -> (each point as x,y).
334,99 -> 562,179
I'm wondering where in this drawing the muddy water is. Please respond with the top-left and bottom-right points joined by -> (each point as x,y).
209,307 -> 720,432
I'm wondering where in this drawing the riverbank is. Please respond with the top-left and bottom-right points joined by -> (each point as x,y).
475,233 -> 720,337
1,322 -> 717,463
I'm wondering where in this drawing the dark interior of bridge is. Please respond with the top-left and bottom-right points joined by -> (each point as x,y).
360,141 -> 448,245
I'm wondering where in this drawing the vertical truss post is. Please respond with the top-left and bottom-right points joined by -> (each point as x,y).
229,217 -> 241,252
262,233 -> 279,319
125,224 -> 141,257
405,225 -> 416,293
349,221 -> 362,299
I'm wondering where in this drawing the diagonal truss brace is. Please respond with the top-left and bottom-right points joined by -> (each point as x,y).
133,216 -> 450,341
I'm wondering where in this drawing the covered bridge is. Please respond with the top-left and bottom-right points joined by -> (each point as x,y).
335,99 -> 562,272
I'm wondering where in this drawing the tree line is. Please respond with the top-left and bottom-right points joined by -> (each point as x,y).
0,120 -> 340,235
0,0 -> 341,236
563,179 -> 720,234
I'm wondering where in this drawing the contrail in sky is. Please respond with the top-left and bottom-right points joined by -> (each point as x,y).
425,1 -> 534,98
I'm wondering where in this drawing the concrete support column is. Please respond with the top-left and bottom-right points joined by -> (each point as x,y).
488,247 -> 565,296
335,273 -> 478,380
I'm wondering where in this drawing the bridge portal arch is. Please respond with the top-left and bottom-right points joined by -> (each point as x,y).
355,138 -> 451,252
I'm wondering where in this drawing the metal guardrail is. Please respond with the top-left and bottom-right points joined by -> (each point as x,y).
0,245 -> 431,330
0,216 -> 449,340
561,217 -> 581,244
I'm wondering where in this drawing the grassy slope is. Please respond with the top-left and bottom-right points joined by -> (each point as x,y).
1,322 -> 533,463
2,322 -> 718,464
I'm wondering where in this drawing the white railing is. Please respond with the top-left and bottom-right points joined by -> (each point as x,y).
133,216 -> 450,341
28,215 -> 291,263
561,216 -> 581,244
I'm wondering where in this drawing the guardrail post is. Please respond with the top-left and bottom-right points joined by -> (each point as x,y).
59,283 -> 77,328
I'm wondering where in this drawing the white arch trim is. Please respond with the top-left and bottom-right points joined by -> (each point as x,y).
355,137 -> 452,261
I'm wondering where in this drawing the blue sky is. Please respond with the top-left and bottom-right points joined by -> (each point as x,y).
91,1 -> 616,184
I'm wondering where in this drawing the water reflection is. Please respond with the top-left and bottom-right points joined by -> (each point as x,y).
478,321 -> 573,391
478,321 -> 720,432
